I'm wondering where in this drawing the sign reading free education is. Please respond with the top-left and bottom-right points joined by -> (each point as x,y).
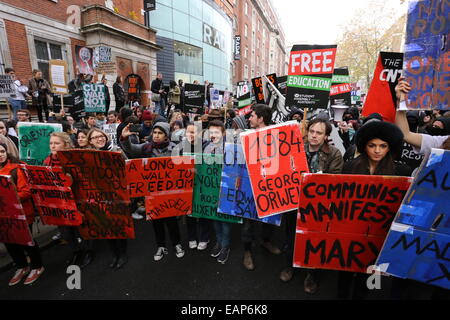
362,52 -> 404,123
59,150 -> 134,240
240,121 -> 309,218
183,83 -> 205,114
376,149 -> 450,290
125,156 -> 195,220
22,165 -> 82,226
403,0 -> 449,110
189,153 -> 242,224
293,174 -> 412,273
218,143 -> 281,226
18,122 -> 62,165
83,84 -> 106,113
287,44 -> 337,109
0,175 -> 34,246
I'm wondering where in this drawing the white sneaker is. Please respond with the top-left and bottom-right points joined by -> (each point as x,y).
189,241 -> 197,249
197,241 -> 209,251
52,232 -> 61,241
132,213 -> 144,220
153,247 -> 168,261
175,244 -> 185,258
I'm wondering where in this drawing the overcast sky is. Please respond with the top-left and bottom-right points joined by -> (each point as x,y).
272,0 -> 409,45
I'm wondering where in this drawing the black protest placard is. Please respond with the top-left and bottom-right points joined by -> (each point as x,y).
286,44 -> 337,109
184,83 -> 205,114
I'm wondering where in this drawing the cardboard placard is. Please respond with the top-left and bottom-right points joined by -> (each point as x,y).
58,150 -> 134,240
240,121 -> 309,218
376,149 -> 450,289
125,156 -> 195,220
0,74 -> 16,99
403,0 -> 449,110
18,122 -> 63,165
95,62 -> 117,75
189,153 -> 242,224
218,143 -> 281,226
49,60 -> 68,95
102,123 -> 119,148
75,46 -> 94,75
83,83 -> 106,113
362,52 -> 403,123
294,173 -> 412,273
0,175 -> 34,246
286,44 -> 337,109
22,165 -> 82,226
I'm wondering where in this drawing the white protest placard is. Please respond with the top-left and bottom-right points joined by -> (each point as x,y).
0,75 -> 16,99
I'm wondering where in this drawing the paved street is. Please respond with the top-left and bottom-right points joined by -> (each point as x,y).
0,217 -> 441,300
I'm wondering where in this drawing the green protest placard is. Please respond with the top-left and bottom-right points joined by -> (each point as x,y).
189,153 -> 242,224
18,122 -> 62,165
83,83 -> 106,112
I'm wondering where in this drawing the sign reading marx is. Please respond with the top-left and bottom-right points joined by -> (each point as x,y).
203,22 -> 226,52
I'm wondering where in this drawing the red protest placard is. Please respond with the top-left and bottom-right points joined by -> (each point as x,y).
58,150 -> 134,240
126,156 -> 195,220
293,173 -> 412,273
22,165 -> 82,226
240,121 -> 309,218
0,175 -> 34,246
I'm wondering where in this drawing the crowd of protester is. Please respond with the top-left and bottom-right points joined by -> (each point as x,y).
1,69 -> 449,299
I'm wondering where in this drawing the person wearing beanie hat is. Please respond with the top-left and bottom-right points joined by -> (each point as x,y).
140,110 -> 154,142
120,121 -> 185,261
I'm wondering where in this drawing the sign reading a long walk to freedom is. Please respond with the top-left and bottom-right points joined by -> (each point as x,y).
83,83 -> 106,113
22,165 -> 82,226
376,149 -> 450,290
125,156 -> 195,220
18,122 -> 62,165
189,153 -> 242,224
240,121 -> 309,218
286,44 -> 337,109
293,174 -> 412,273
218,143 -> 281,226
403,0 -> 449,110
59,149 -> 134,240
362,52 -> 403,123
0,175 -> 34,246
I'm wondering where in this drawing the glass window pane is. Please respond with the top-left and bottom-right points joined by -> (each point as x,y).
50,43 -> 62,60
149,4 -> 173,32
189,17 -> 202,41
173,0 -> 188,13
38,62 -> 50,81
174,41 -> 203,76
189,0 -> 202,18
173,10 -> 189,36
35,40 -> 49,60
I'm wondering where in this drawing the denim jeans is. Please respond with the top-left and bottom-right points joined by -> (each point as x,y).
154,98 -> 166,117
213,221 -> 231,248
9,99 -> 26,120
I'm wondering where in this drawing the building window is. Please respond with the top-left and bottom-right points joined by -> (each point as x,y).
244,47 -> 248,59
244,24 -> 248,38
244,2 -> 248,15
174,41 -> 203,76
34,39 -> 63,81
244,64 -> 248,79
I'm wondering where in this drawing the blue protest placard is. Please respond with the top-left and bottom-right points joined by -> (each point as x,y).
403,0 -> 449,110
218,143 -> 281,226
376,148 -> 450,290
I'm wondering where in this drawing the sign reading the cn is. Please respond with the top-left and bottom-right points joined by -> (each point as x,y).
287,44 -> 337,109
83,83 -> 106,113
203,23 -> 226,52
376,149 -> 450,290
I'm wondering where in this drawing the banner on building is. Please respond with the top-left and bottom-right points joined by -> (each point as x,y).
83,83 -> 106,113
330,67 -> 351,106
125,156 -> 195,220
293,173 -> 412,273
376,149 -> 450,289
240,121 -> 309,218
18,122 -> 62,165
49,60 -> 68,95
403,0 -> 449,110
184,83 -> 205,114
0,74 -> 16,99
59,150 -> 134,240
362,52 -> 404,123
0,175 -> 34,246
234,35 -> 241,60
75,46 -> 94,75
189,153 -> 242,224
286,44 -> 337,109
22,165 -> 82,226
218,143 -> 281,226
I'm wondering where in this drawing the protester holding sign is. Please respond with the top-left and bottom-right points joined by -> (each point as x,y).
28,69 -> 52,123
121,122 -> 185,261
0,142 -> 44,286
338,119 -> 409,299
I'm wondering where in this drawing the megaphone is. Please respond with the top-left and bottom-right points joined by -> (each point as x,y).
331,105 -> 349,122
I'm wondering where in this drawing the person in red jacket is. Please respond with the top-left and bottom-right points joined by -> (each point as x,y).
0,142 -> 44,286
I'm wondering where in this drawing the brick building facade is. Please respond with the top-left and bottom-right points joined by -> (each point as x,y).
0,0 -> 160,109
